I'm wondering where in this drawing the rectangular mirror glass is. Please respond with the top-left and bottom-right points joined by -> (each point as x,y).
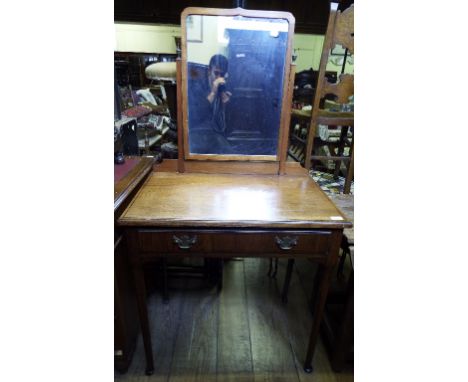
185,14 -> 290,158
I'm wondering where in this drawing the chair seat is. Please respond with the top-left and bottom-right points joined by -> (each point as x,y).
317,110 -> 354,126
291,108 -> 354,126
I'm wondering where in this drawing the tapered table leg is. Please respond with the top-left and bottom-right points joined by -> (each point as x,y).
217,258 -> 223,292
162,258 -> 169,304
331,271 -> 354,372
281,259 -> 295,303
132,264 -> 154,375
303,264 -> 334,373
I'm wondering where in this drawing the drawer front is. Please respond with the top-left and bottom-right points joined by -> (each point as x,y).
136,229 -> 333,258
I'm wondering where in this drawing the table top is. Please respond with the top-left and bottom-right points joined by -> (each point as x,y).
118,172 -> 352,229
328,193 -> 354,242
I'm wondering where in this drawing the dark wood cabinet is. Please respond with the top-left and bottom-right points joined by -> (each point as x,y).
114,233 -> 139,373
114,157 -> 155,373
115,0 -> 353,34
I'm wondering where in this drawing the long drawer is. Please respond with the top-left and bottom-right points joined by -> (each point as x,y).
134,229 -> 334,260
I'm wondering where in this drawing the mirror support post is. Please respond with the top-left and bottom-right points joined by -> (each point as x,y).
176,58 -> 185,173
278,63 -> 296,175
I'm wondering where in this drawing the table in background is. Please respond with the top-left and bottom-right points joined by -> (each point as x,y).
114,156 -> 154,373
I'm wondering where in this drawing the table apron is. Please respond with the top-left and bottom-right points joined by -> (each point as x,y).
128,228 -> 336,262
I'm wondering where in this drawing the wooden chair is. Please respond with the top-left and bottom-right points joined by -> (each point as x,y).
305,2 -> 354,194
270,1 -> 354,297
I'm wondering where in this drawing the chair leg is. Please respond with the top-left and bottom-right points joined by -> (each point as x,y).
338,233 -> 352,279
309,266 -> 323,314
162,258 -> 169,304
271,258 -> 278,279
337,248 -> 348,280
334,126 -> 349,179
281,259 -> 295,303
267,258 -> 279,278
330,270 -> 354,372
217,259 -> 223,292
305,120 -> 319,170
267,258 -> 273,277
343,138 -> 354,194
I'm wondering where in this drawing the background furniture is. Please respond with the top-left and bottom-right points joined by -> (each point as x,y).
304,3 -> 354,194
114,156 -> 154,373
115,52 -> 177,88
115,52 -> 178,158
115,117 -> 139,156
288,69 -> 337,165
322,193 -> 354,372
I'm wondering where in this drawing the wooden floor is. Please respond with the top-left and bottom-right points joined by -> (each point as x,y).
115,258 -> 353,382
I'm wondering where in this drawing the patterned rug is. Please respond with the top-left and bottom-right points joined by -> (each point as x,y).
310,170 -> 354,195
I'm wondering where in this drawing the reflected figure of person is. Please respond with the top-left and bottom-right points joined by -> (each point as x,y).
188,54 -> 233,154
206,54 -> 232,133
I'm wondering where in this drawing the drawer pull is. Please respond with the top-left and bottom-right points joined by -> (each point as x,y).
275,235 -> 298,250
173,235 -> 197,249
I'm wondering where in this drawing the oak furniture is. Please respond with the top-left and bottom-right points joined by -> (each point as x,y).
119,172 -> 351,374
117,5 -> 352,375
304,2 -> 354,194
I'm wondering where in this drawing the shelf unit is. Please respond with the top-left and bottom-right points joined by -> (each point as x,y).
138,126 -> 170,154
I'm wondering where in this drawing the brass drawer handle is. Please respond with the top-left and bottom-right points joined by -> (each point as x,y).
275,235 -> 298,250
173,234 -> 197,249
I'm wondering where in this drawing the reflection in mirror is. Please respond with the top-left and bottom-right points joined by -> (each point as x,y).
186,15 -> 289,157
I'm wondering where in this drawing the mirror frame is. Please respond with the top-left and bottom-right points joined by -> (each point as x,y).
180,7 -> 295,162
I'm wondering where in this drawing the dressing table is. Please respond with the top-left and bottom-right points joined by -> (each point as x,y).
117,6 -> 352,375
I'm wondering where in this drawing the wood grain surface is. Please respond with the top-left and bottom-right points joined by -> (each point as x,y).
244,258 -> 298,381
118,172 -> 352,228
217,260 -> 253,382
158,160 -> 309,176
114,156 -> 154,214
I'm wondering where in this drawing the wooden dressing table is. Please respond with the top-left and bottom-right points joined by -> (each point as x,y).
118,172 -> 351,374
117,6 -> 352,375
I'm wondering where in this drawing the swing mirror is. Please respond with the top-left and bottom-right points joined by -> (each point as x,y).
181,8 -> 295,161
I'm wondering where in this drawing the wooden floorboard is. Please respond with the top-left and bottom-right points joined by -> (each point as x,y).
244,258 -> 299,382
217,259 -> 254,382
168,279 -> 218,382
115,258 -> 353,382
115,285 -> 185,382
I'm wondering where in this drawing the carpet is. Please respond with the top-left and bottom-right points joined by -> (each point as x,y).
310,170 -> 354,195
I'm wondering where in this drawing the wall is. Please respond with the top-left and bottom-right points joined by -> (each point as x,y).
293,33 -> 354,75
114,22 -> 353,73
114,23 -> 180,53
186,15 -> 228,65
